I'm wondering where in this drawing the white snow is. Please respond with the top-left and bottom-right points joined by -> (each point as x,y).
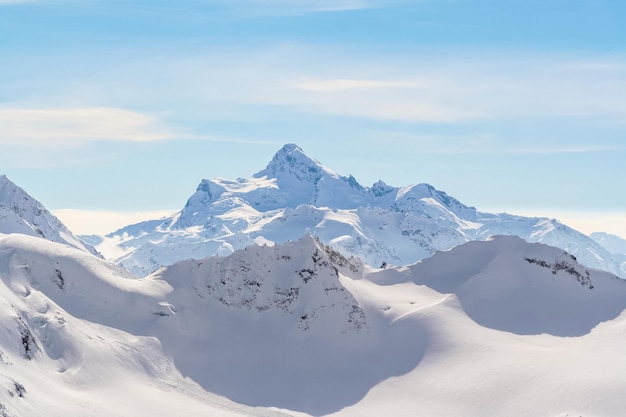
0,233 -> 292,417
1,231 -> 626,416
2,144 -> 626,416
0,175 -> 98,256
95,144 -> 624,278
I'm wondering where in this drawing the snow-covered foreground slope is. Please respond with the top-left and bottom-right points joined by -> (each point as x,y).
0,233 -> 292,417
0,175 -> 97,256
2,231 -> 626,416
97,144 -> 625,278
330,236 -> 626,417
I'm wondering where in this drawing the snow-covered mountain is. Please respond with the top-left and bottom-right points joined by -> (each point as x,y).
0,175 -> 97,256
591,231 -> 626,275
96,144 -> 625,278
591,231 -> 626,256
2,232 -> 625,416
0,233 -> 294,417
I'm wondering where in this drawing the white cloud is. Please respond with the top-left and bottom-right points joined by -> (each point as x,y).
53,208 -> 176,236
287,77 -> 488,121
363,131 -> 626,155
0,107 -> 176,146
295,79 -> 423,92
227,0 -> 372,14
305,98 -> 486,122
158,47 -> 626,124
11,47 -> 626,128
293,56 -> 626,122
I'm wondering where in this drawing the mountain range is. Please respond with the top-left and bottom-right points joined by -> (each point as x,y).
93,143 -> 626,278
1,161 -> 626,416
1,231 -> 625,416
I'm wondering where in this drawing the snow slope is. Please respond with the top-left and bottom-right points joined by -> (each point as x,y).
0,233 -> 294,417
591,232 -> 626,277
331,235 -> 626,417
0,175 -> 97,256
591,231 -> 626,256
97,144 -> 625,278
153,234 -> 626,416
1,232 -> 625,416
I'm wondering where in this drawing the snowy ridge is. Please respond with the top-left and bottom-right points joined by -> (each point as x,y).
0,233 -> 291,417
163,234 -> 367,334
2,232 -> 626,416
399,235 -> 625,336
592,231 -> 626,256
0,175 -> 97,256
591,232 -> 626,274
98,144 -> 625,278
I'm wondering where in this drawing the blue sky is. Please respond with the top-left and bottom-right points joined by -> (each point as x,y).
1,0 -> 625,236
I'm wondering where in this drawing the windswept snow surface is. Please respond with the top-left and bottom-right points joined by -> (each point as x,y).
97,144 -> 625,278
2,231 -> 626,416
0,175 -> 97,256
0,233 -> 295,417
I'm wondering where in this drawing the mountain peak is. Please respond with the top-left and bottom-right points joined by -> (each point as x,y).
255,143 -> 336,183
0,174 -> 98,255
97,144 -> 626,280
371,179 -> 395,197
1,174 -> 42,214
0,174 -> 18,195
279,143 -> 301,153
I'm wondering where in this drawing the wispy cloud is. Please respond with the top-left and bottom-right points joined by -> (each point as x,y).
289,77 -> 486,121
0,106 -> 175,146
300,97 -> 486,122
224,0 -> 373,14
0,0 -> 37,4
364,131 -> 626,155
505,145 -> 626,155
6,45 -> 626,129
295,79 -> 425,92
149,47 -> 626,124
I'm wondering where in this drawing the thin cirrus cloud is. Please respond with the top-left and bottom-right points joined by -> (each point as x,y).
187,50 -> 626,123
294,79 -> 426,92
361,130 -> 626,156
228,0 -> 373,13
289,77 -> 487,122
267,52 -> 626,123
0,106 -> 175,146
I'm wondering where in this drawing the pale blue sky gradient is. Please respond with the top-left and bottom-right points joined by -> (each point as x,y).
1,0 -> 625,236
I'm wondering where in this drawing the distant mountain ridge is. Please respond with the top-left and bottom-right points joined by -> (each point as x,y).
591,231 -> 626,273
0,175 -> 98,256
97,144 -> 625,278
591,231 -> 626,256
